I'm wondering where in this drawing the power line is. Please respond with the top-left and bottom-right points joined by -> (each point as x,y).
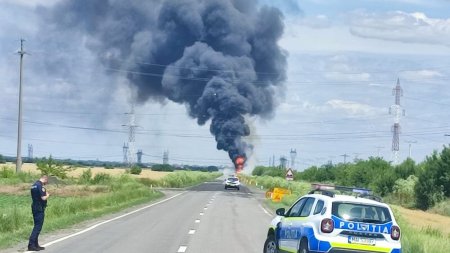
104,66 -> 450,86
27,49 -> 450,77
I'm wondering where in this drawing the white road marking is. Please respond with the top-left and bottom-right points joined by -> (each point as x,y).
204,207 -> 208,210
178,246 -> 188,252
195,219 -> 200,223
29,192 -> 186,251
200,212 -> 204,216
188,229 -> 196,235
259,204 -> 273,217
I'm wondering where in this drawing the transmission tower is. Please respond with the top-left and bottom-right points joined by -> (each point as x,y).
279,156 -> 288,169
290,149 -> 297,169
28,144 -> 33,160
123,143 -> 129,164
137,149 -> 143,164
123,105 -> 137,166
163,150 -> 169,165
389,78 -> 405,165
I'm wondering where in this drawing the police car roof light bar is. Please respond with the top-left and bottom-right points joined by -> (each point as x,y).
311,183 -> 376,198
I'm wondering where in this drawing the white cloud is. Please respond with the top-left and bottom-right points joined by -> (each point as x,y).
349,11 -> 450,46
399,69 -> 444,80
323,55 -> 371,82
325,72 -> 371,82
298,15 -> 331,29
326,99 -> 381,116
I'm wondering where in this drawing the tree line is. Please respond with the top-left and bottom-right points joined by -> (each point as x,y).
253,145 -> 450,211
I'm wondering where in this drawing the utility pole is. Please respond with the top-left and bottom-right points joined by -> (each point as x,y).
405,140 -> 417,159
341,154 -> 349,164
353,153 -> 361,160
16,39 -> 26,173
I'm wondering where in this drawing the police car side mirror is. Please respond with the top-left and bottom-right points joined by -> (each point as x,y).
276,208 -> 285,216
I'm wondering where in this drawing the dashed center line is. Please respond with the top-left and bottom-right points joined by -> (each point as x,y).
195,219 -> 200,223
188,229 -> 196,235
200,212 -> 204,216
177,246 -> 188,252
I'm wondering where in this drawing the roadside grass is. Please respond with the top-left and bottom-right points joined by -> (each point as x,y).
247,174 -> 450,253
429,198 -> 450,217
0,174 -> 163,249
0,166 -> 37,185
0,167 -> 221,249
392,208 -> 450,253
140,171 -> 222,188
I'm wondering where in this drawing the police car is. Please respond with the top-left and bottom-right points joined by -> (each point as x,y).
224,176 -> 240,190
263,184 -> 401,253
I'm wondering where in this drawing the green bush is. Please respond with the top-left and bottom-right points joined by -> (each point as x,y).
91,173 -> 112,185
79,169 -> 92,184
415,148 -> 450,210
151,164 -> 174,172
389,175 -> 417,208
130,165 -> 142,175
0,166 -> 14,178
0,155 -> 5,164
104,164 -> 114,170
36,156 -> 72,179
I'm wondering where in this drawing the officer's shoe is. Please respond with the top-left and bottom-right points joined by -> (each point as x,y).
27,245 -> 40,251
37,245 -> 45,250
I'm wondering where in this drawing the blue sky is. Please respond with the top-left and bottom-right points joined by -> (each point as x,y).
0,0 -> 449,171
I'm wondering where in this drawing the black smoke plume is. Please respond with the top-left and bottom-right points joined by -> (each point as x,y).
43,0 -> 287,161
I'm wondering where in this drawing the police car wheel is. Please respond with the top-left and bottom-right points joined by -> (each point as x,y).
263,234 -> 278,253
299,239 -> 309,253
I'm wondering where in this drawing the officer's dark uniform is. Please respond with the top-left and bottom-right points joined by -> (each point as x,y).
28,180 -> 47,249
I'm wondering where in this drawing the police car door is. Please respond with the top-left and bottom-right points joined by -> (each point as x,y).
290,197 -> 316,251
279,197 -> 307,252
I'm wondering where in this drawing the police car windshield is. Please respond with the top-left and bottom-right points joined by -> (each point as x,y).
332,202 -> 392,224
227,178 -> 238,182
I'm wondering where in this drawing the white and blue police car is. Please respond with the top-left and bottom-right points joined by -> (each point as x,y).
263,184 -> 401,253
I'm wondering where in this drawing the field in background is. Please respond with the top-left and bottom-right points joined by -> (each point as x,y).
18,163 -> 171,180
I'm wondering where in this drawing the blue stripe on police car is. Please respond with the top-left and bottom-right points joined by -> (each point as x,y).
332,215 -> 392,234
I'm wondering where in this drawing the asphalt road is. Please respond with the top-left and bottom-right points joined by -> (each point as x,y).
17,180 -> 273,253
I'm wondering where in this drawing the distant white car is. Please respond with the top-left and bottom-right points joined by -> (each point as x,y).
224,177 -> 240,190
263,184 -> 402,253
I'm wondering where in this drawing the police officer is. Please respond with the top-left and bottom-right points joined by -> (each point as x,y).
28,175 -> 49,251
